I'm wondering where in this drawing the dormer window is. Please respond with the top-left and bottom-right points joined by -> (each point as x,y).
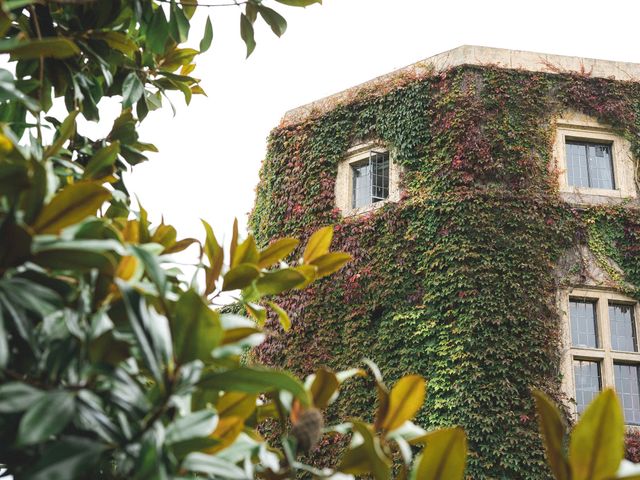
335,144 -> 400,216
566,140 -> 615,190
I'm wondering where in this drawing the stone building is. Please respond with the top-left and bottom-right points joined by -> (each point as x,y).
250,46 -> 640,478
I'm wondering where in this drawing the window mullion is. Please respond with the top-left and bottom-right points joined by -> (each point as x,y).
599,295 -> 615,389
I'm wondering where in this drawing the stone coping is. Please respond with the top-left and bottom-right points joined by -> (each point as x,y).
282,45 -> 640,126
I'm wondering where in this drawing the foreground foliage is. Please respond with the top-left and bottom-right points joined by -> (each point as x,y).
0,0 -> 469,478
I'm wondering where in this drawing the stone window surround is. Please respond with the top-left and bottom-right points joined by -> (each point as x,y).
559,287 -> 640,425
553,111 -> 637,204
334,142 -> 401,217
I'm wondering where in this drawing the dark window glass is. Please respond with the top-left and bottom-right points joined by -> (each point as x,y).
614,363 -> 640,425
574,360 -> 601,415
570,299 -> 599,348
351,151 -> 390,208
609,303 -> 637,352
566,141 -> 614,189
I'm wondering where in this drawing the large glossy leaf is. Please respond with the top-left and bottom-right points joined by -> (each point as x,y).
1,37 -> 80,59
310,252 -> 352,278
169,0 -> 190,43
255,268 -> 306,295
122,72 -> 144,109
216,392 -> 257,420
0,382 -> 44,413
381,375 -> 426,432
257,5 -> 287,37
166,410 -> 218,445
171,289 -> 223,364
31,182 -> 110,234
568,388 -> 624,480
16,391 -> 75,446
338,421 -> 391,480
411,427 -> 467,480
199,366 -> 310,406
44,110 -> 79,159
303,226 -> 333,263
267,301 -> 291,331
147,6 -> 170,54
182,452 -> 249,480
130,244 -> 167,295
239,13 -> 256,58
200,16 -> 213,52
83,141 -> 120,179
232,236 -> 258,268
533,389 -> 570,480
275,0 -> 322,5
222,263 -> 260,291
309,367 -> 339,409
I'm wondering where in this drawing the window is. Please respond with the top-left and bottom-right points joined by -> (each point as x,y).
562,289 -> 640,425
335,144 -> 400,216
351,151 -> 390,208
566,141 -> 614,190
553,111 -> 637,203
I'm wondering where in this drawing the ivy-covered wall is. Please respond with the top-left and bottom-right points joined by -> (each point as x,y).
250,64 -> 640,479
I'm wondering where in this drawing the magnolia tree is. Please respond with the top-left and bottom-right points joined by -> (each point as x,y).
0,1 -> 465,478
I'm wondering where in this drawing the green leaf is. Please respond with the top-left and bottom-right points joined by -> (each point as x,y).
31,182 -> 111,234
200,16 -> 213,52
381,375 -> 426,431
303,226 -> 333,263
309,367 -> 339,409
122,72 -> 144,109
44,110 -> 79,158
182,452 -> 248,479
310,251 -> 351,278
0,382 -> 44,413
257,5 -> 287,37
532,389 -> 570,480
202,219 -> 223,293
257,237 -> 299,268
17,391 -> 75,446
147,6 -> 170,54
130,244 -> 167,295
240,13 -> 256,58
199,366 -> 310,406
412,427 -> 467,480
274,0 -> 322,6
222,263 -> 260,291
255,268 -> 306,296
91,31 -> 137,56
23,436 -> 106,480
0,37 -> 80,59
568,388 -> 624,480
232,235 -> 259,267
338,421 -> 391,480
169,0 -> 190,43
32,239 -> 119,274
166,410 -> 218,445
83,141 -> 120,179
267,301 -> 291,331
172,289 -> 223,364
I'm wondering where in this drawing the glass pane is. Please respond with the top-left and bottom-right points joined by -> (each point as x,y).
574,360 -> 601,415
370,152 -> 389,202
352,163 -> 371,208
569,299 -> 598,348
614,363 -> 640,425
609,303 -> 637,352
566,142 -> 590,188
587,143 -> 614,189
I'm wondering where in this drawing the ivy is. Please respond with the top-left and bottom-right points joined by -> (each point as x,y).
251,65 -> 640,478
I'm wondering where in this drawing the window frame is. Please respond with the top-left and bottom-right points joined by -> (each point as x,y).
335,143 -> 401,217
560,287 -> 640,425
553,111 -> 637,204
565,139 -> 615,190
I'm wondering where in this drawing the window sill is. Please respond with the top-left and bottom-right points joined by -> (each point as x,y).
342,199 -> 389,218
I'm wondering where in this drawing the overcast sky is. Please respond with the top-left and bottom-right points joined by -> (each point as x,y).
123,0 -> 640,249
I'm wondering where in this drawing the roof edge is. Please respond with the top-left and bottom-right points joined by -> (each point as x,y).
282,45 -> 640,126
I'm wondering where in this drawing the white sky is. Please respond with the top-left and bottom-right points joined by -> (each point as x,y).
123,0 -> 640,248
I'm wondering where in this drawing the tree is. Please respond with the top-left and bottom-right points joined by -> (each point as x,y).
0,1 -> 465,478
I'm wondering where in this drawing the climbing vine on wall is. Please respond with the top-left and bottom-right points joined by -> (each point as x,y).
250,65 -> 640,479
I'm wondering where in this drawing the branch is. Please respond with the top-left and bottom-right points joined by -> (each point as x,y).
155,0 -> 248,6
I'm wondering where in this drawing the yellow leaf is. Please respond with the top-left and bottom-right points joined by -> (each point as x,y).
303,226 -> 333,263
310,252 -> 351,278
257,237 -> 299,269
216,392 -> 256,420
205,416 -> 244,454
221,263 -> 259,291
569,388 -> 624,480
232,235 -> 258,268
532,389 -> 570,480
309,368 -> 339,409
267,301 -> 291,331
31,182 -> 110,234
413,427 -> 467,480
116,255 -> 139,281
381,375 -> 426,432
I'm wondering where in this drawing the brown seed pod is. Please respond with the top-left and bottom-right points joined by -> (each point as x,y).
290,407 -> 324,453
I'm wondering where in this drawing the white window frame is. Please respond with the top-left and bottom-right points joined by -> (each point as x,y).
335,143 -> 401,217
553,111 -> 637,204
559,287 -> 640,425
